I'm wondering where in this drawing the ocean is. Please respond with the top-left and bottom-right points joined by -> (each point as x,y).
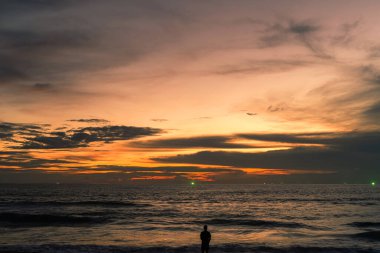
0,184 -> 379,253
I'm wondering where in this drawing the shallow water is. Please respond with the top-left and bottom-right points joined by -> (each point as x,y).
0,184 -> 379,252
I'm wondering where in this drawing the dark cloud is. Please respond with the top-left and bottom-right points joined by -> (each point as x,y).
0,28 -> 93,84
0,150 -> 70,169
0,122 -> 46,132
129,130 -> 380,152
21,135 -> 82,149
0,0 -> 70,14
359,65 -> 380,85
73,126 -> 161,142
259,19 -> 332,59
0,63 -> 26,82
32,83 -> 53,90
68,119 -> 110,123
288,21 -> 319,35
154,147 -> 378,181
364,102 -> 380,116
132,136 -> 255,149
153,131 -> 380,182
238,131 -> 380,153
0,29 -> 90,52
260,20 -> 319,46
0,122 -> 47,140
0,132 -> 12,139
237,132 -> 331,145
1,121 -> 160,149
19,125 -> 161,149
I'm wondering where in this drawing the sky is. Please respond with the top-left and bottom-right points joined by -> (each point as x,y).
1,0 -> 380,184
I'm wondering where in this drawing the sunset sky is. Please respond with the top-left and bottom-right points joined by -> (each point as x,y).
1,0 -> 380,184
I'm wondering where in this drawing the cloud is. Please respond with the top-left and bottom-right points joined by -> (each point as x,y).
267,103 -> 288,112
331,20 -> 360,46
68,118 -> 110,123
259,19 -> 332,59
132,130 -> 380,153
229,18 -> 379,130
0,28 -> 93,84
238,131 -> 380,152
316,65 -> 380,127
0,122 -> 47,140
0,0 -> 199,113
244,63 -> 380,129
20,125 -> 161,149
364,102 -> 380,116
0,150 -> 71,169
0,0 -> 190,87
2,128 -> 380,183
213,59 -> 313,75
0,1 -> 70,14
132,136 -> 255,149
21,135 -> 81,149
74,126 -> 161,141
154,147 -> 378,180
153,131 -> 380,182
151,118 -> 168,122
1,121 -> 161,149
33,83 -> 53,90
237,132 -> 330,145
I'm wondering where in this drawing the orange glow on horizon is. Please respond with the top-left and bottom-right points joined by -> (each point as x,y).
130,176 -> 177,180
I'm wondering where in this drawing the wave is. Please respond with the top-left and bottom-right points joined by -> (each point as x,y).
202,218 -> 311,228
0,200 -> 150,208
267,197 -> 380,203
0,244 -> 378,253
349,222 -> 380,228
352,231 -> 380,241
0,212 -> 109,227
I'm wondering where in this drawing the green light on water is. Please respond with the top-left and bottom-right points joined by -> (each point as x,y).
371,181 -> 376,187
191,181 -> 195,186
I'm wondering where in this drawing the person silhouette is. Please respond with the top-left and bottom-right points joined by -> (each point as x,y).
200,225 -> 211,253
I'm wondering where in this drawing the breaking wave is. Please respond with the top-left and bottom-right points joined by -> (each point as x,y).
202,218 -> 312,228
0,212 -> 109,227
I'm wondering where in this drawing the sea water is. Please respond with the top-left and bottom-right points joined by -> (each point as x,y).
0,184 -> 379,252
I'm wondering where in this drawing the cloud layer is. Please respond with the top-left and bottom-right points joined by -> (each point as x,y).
1,1 -> 380,183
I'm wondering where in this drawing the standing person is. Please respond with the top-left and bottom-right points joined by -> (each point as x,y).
200,225 -> 211,253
